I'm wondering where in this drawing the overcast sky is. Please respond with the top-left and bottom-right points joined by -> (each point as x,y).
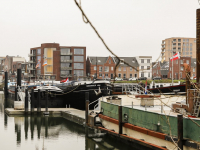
0,0 -> 199,61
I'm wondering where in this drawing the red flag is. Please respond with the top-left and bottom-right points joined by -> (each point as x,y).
60,78 -> 69,83
170,52 -> 180,61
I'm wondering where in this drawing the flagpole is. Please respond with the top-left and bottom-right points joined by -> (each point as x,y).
172,41 -> 173,86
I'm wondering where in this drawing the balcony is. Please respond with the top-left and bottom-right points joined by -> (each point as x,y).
28,74 -> 35,77
60,60 -> 72,63
61,53 -> 72,56
28,53 -> 36,57
61,67 -> 72,70
27,66 -> 35,70
45,71 -> 53,74
60,74 -> 72,78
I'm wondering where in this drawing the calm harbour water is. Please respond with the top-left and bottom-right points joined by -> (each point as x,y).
0,92 -> 140,150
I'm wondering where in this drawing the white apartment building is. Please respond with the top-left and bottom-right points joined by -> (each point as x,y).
136,56 -> 152,79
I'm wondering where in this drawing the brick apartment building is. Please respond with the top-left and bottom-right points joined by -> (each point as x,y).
86,56 -> 139,80
86,56 -> 116,79
168,57 -> 196,80
114,57 -> 139,79
28,43 -> 86,81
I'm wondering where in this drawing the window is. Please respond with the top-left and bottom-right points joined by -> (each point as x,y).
178,39 -> 181,42
118,67 -> 121,71
94,66 -> 96,70
74,56 -> 84,62
111,67 -> 113,71
147,59 -> 150,63
74,70 -> 84,76
109,60 -> 111,64
141,59 -> 144,63
147,66 -> 150,70
104,66 -> 109,72
178,47 -> 181,51
123,74 -> 126,79
105,74 -> 108,77
186,60 -> 189,64
193,68 -> 195,72
123,67 -> 126,71
186,39 -> 189,42
99,66 -> 102,72
141,72 -> 144,77
61,63 -> 70,70
61,48 -> 70,55
148,72 -> 150,77
178,43 -> 181,46
181,66 -> 183,71
130,74 -> 132,78
181,60 -> 183,64
173,43 -> 176,46
37,49 -> 41,55
180,72 -> 182,78
190,48 -> 192,51
74,49 -> 84,55
130,67 -> 133,71
170,73 -> 171,78
190,52 -> 192,55
173,39 -> 176,42
141,66 -> 144,70
186,47 -> 189,51
170,67 -> 171,71
118,74 -> 121,77
135,74 -> 137,77
61,56 -> 71,62
176,60 -> 178,64
74,63 -> 84,69
99,73 -> 102,77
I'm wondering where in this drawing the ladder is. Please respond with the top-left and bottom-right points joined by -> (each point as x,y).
191,90 -> 200,117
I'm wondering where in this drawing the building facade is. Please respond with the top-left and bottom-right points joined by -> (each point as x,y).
114,57 -> 139,79
28,43 -> 86,81
168,57 -> 193,80
86,56 -> 116,79
86,56 -> 139,80
135,56 -> 152,79
161,37 -> 196,62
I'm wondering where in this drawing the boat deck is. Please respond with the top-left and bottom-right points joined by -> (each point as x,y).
102,94 -> 200,119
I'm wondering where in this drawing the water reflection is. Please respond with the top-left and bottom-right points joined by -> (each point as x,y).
0,92 -> 139,150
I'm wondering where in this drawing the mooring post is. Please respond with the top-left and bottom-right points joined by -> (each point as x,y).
17,69 -> 21,87
31,89 -> 34,114
85,92 -> 89,126
15,87 -> 18,101
4,71 -> 8,101
25,89 -> 28,114
37,89 -> 41,113
118,105 -> 123,134
178,114 -> 183,150
43,90 -> 49,115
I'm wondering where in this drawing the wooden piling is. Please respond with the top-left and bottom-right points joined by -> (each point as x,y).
4,71 -> 8,101
37,89 -> 41,113
85,92 -> 89,126
15,87 -> 17,101
17,69 -> 21,87
25,89 -> 28,114
31,89 -> 34,113
118,105 -> 123,134
178,114 -> 183,150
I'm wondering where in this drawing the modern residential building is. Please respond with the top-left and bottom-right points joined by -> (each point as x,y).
86,56 -> 116,79
114,57 -> 139,79
135,56 -> 152,79
161,37 -> 196,62
28,43 -> 86,81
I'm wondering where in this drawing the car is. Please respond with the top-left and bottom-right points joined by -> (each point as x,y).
115,77 -> 123,81
138,77 -> 147,80
129,77 -> 137,81
153,77 -> 162,80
